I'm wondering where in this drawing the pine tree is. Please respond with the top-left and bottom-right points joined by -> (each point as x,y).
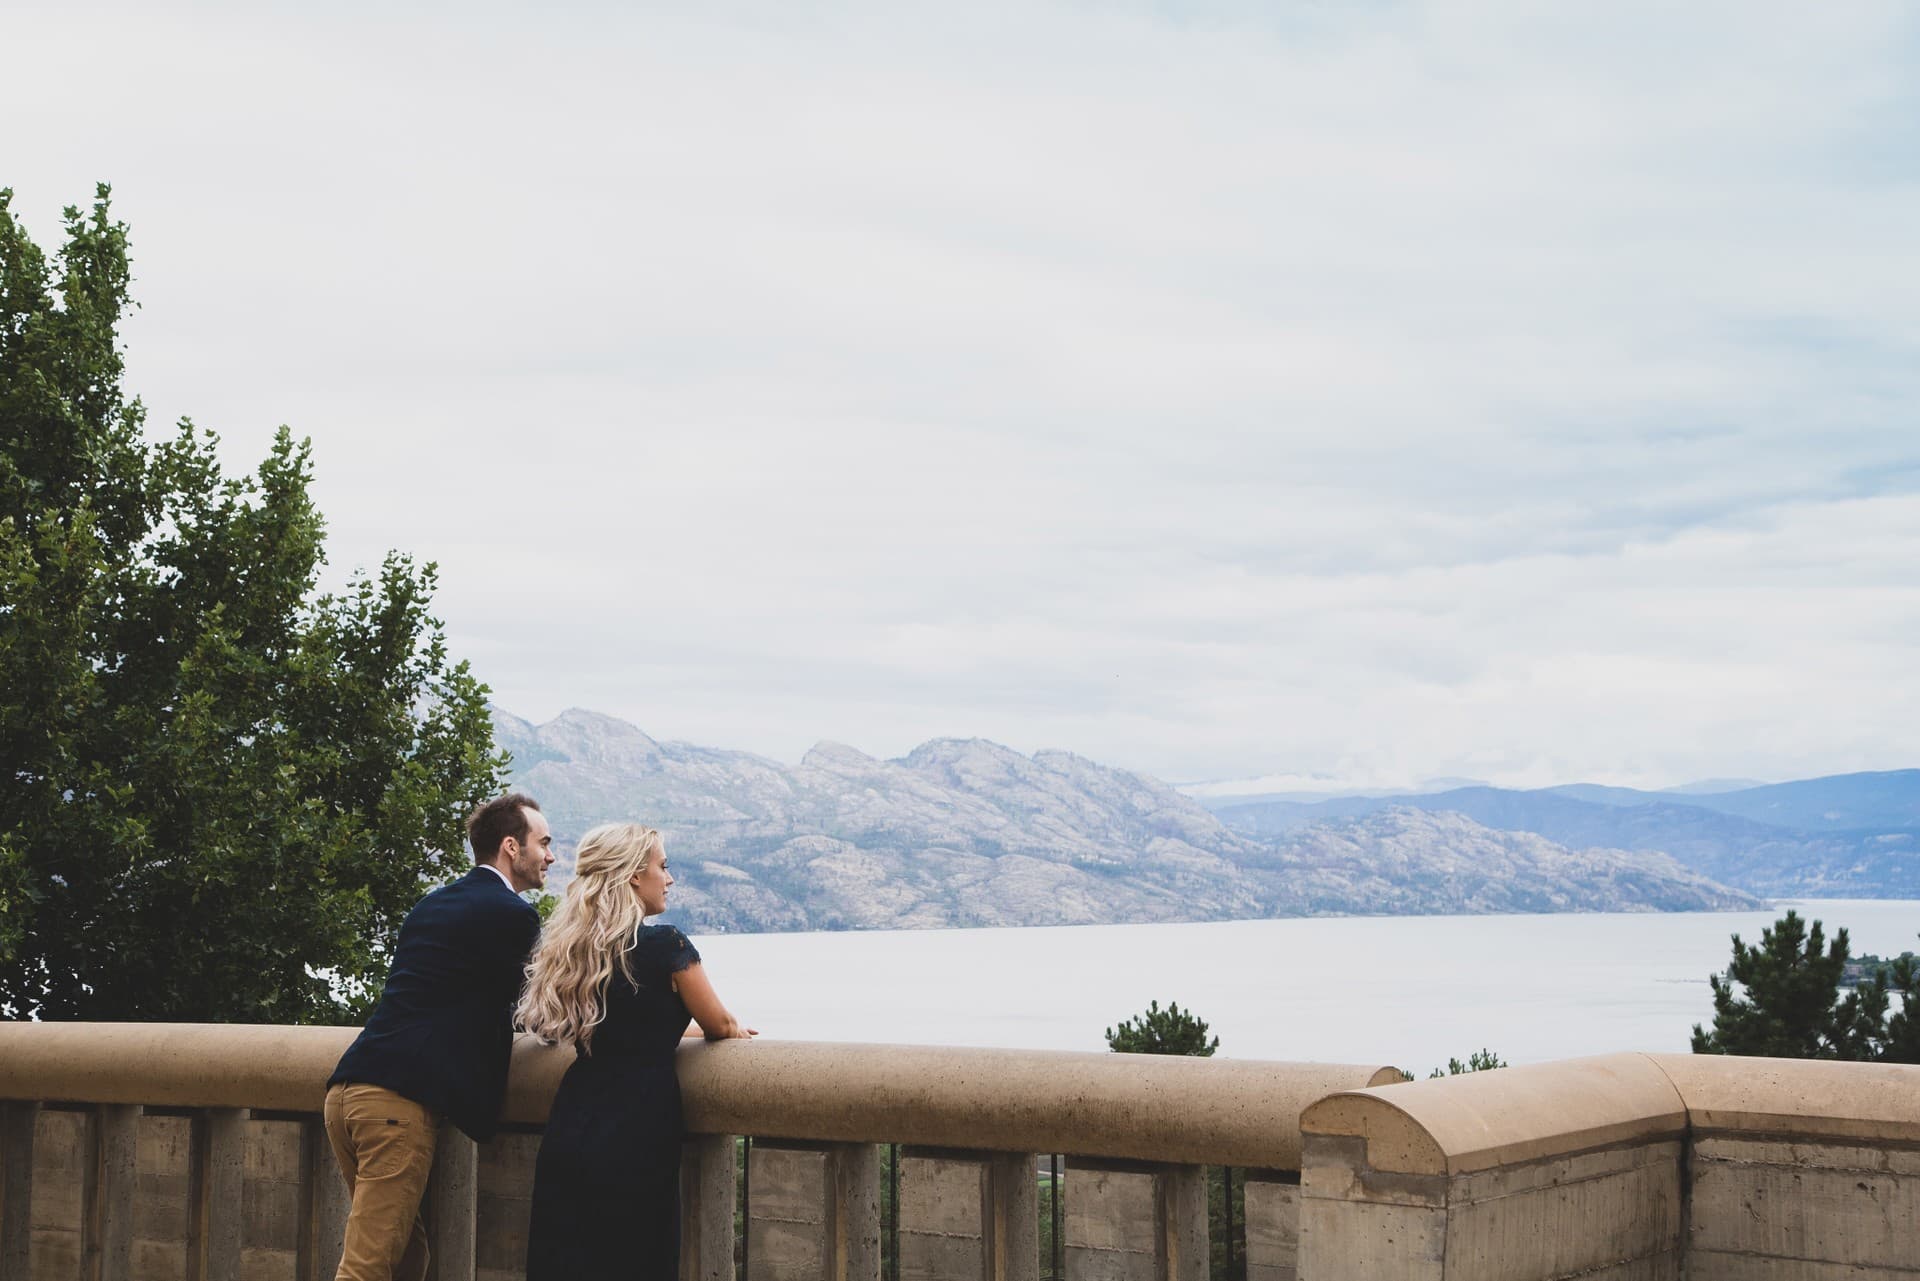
1105,999 -> 1220,1056
1878,950 -> 1920,1064
1429,1048 -> 1506,1078
1691,910 -> 1880,1059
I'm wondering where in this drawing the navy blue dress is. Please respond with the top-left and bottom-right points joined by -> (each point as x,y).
526,925 -> 702,1280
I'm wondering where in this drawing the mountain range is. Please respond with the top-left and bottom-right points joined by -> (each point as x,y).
493,709 -> 1764,933
1206,774 -> 1920,897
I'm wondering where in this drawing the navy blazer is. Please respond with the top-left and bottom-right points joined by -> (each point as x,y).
330,868 -> 541,1142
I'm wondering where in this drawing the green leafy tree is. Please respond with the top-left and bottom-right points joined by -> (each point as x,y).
1690,910 -> 1888,1060
0,185 -> 504,1024
1105,999 -> 1219,1056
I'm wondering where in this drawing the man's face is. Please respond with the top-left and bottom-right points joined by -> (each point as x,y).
504,808 -> 555,893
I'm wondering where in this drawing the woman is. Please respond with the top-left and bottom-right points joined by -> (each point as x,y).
518,823 -> 754,1280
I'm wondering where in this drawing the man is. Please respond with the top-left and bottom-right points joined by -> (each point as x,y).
324,792 -> 553,1281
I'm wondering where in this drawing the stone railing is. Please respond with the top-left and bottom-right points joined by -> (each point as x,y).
1302,1050 -> 1920,1279
0,1023 -> 1395,1281
3,1025 -> 1917,1281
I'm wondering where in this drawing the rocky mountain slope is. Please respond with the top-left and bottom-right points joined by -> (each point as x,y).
495,709 -> 1757,932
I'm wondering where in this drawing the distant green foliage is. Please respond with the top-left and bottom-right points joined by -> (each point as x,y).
1845,951 -> 1919,987
1038,1173 -> 1058,1277
1105,999 -> 1219,1056
1429,1048 -> 1507,1078
1206,1165 -> 1246,1281
0,186 -> 503,1023
1692,910 -> 1918,1062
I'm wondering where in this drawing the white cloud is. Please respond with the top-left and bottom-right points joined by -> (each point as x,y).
6,0 -> 1918,788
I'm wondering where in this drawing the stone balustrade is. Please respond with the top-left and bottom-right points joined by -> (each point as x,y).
0,1022 -> 1395,1281
3,1024 -> 1916,1281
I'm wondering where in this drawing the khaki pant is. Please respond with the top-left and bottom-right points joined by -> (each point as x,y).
323,1083 -> 440,1281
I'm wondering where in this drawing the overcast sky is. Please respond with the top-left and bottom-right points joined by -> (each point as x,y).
10,1 -> 1919,791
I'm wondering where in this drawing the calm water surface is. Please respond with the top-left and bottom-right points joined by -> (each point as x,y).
689,900 -> 1920,1073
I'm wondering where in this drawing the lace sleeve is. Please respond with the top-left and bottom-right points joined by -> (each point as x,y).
657,925 -> 702,974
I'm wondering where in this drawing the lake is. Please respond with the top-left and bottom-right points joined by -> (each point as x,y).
689,899 -> 1920,1073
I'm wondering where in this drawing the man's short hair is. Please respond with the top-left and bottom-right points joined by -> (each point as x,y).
468,793 -> 541,864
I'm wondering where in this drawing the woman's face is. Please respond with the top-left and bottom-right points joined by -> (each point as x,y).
629,851 -> 673,916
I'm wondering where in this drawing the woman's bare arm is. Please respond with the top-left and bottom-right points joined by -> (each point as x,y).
673,962 -> 757,1040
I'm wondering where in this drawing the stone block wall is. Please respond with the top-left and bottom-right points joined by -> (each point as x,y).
1686,1134 -> 1920,1278
1301,1135 -> 1685,1281
899,1153 -> 995,1281
27,1108 -> 83,1280
1300,1052 -> 1920,1281
23,1108 -> 336,1281
1241,1174 -> 1299,1281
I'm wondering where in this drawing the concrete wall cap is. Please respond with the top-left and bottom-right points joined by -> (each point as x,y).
0,1021 -> 359,1114
0,1022 -> 1395,1168
517,1038 -> 1399,1167
1648,1052 -> 1920,1144
1300,1052 -> 1687,1176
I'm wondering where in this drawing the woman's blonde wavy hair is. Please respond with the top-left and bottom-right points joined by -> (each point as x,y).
516,822 -> 664,1053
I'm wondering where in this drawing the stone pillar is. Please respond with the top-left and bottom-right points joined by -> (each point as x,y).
82,1103 -> 140,1281
1155,1165 -> 1207,1281
984,1152 -> 1038,1281
300,1116 -> 349,1281
1299,1133 -> 1445,1281
474,1130 -> 541,1280
1,1101 -> 37,1280
191,1107 -> 248,1281
681,1134 -> 739,1281
428,1126 -> 478,1281
831,1141 -> 882,1281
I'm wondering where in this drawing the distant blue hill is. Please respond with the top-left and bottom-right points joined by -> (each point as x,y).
1541,771 -> 1920,831
1664,770 -> 1920,832
1213,770 -> 1920,897
1660,778 -> 1771,796
1187,777 -> 1492,811
1542,783 -> 1669,808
